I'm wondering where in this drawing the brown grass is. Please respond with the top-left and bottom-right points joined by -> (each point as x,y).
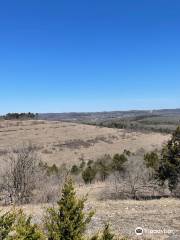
1,182 -> 180,239
0,120 -> 177,239
0,120 -> 170,166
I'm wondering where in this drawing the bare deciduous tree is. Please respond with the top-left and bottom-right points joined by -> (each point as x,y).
111,156 -> 151,200
124,157 -> 149,199
1,142 -> 41,204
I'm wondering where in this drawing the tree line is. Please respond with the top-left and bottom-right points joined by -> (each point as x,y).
71,151 -> 129,184
1,112 -> 38,120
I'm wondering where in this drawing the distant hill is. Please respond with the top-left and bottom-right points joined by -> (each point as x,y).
39,108 -> 180,122
39,109 -> 180,133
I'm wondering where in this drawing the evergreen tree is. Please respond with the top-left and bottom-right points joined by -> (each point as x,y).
95,155 -> 111,182
82,166 -> 97,184
123,149 -> 131,157
44,178 -> 94,240
157,126 -> 180,192
144,151 -> 159,170
0,210 -> 44,240
71,165 -> 80,175
47,164 -> 59,176
112,154 -> 127,173
7,210 -> 44,240
87,160 -> 94,167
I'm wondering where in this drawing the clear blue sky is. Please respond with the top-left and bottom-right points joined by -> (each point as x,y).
0,0 -> 180,114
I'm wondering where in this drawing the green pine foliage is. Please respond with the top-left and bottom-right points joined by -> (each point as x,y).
144,151 -> 159,170
47,164 -> 59,176
0,210 -> 44,240
82,166 -> 97,184
71,153 -> 130,184
44,178 -> 94,240
95,155 -> 112,182
0,179 -> 131,240
0,211 -> 16,239
112,154 -> 128,173
7,210 -> 45,240
123,150 -> 131,157
71,164 -> 80,175
157,126 -> 180,192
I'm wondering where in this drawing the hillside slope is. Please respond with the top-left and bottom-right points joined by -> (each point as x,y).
0,120 -> 169,166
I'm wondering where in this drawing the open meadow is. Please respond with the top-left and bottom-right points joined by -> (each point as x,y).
0,120 -> 169,165
1,120 -> 180,239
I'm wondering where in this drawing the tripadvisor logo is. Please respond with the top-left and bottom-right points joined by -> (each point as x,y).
135,227 -> 144,236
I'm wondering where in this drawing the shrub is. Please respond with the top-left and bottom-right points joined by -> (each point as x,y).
112,154 -> 127,173
0,210 -> 44,240
44,178 -> 94,240
144,151 -> 159,170
82,166 -> 97,184
87,160 -> 94,167
7,210 -> 45,240
71,165 -> 80,175
47,164 -> 59,176
123,150 -> 131,157
95,155 -> 112,182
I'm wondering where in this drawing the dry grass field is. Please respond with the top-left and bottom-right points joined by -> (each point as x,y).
1,120 -> 179,239
1,183 -> 180,239
0,120 -> 170,166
